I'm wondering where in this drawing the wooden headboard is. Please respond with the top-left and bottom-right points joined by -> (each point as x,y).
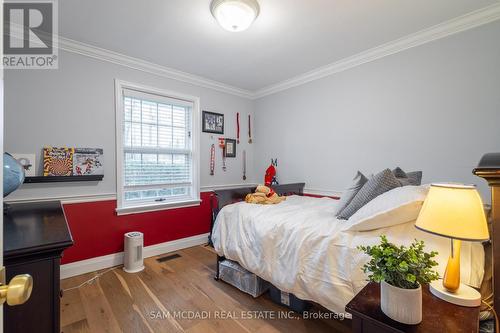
208,183 -> 305,246
474,153 -> 500,315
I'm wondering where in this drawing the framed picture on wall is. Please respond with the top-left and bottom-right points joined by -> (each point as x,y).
73,148 -> 104,175
43,147 -> 75,176
202,111 -> 224,134
225,139 -> 236,158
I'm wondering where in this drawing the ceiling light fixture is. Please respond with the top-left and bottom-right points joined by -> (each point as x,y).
210,0 -> 260,32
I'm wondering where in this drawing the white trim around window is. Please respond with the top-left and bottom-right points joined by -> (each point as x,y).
114,79 -> 201,215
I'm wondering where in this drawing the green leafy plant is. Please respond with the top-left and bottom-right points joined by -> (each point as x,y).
358,235 -> 439,289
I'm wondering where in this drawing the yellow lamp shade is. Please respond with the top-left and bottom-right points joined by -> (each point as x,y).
415,183 -> 489,241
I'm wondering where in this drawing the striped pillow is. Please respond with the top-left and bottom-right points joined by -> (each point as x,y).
334,171 -> 368,215
337,169 -> 401,220
393,167 -> 422,186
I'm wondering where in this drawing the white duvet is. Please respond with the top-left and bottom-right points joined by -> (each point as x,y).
212,195 -> 485,314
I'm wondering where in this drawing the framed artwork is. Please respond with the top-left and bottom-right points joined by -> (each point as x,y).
225,139 -> 236,158
73,148 -> 104,175
43,147 -> 75,176
12,153 -> 36,177
202,111 -> 224,134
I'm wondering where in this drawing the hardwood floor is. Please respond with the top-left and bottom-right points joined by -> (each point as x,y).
60,245 -> 351,333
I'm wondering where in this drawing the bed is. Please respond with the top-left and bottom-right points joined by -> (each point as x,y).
210,184 -> 485,315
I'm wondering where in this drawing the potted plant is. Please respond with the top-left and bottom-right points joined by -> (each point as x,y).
358,235 -> 439,324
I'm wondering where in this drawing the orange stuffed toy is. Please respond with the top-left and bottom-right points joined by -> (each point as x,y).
245,185 -> 286,205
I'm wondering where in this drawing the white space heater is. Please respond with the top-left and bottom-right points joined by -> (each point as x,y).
123,231 -> 144,273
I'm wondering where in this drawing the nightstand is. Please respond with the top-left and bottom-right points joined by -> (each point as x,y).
345,282 -> 479,333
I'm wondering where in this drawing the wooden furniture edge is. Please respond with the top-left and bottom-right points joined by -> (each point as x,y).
345,282 -> 479,332
474,152 -> 500,317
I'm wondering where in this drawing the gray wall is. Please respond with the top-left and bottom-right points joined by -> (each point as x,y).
5,50 -> 256,201
6,21 -> 500,202
254,21 -> 500,199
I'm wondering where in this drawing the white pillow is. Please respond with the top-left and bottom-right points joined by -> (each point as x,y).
344,185 -> 430,231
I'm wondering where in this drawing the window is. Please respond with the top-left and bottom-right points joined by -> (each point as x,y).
115,80 -> 200,215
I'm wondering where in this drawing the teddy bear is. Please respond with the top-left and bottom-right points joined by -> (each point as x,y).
245,185 -> 286,205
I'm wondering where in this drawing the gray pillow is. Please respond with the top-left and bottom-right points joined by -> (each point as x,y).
334,171 -> 368,215
407,171 -> 423,185
392,167 -> 422,186
337,169 -> 401,220
392,167 -> 407,179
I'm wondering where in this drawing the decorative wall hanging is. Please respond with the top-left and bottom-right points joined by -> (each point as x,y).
248,114 -> 253,144
43,147 -> 74,176
218,137 -> 227,171
73,148 -> 103,175
225,139 -> 236,158
202,111 -> 224,134
236,112 -> 240,144
210,144 -> 216,176
264,159 -> 279,186
242,150 -> 247,180
12,153 -> 36,177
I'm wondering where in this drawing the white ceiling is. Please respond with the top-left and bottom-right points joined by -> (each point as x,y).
59,0 -> 497,91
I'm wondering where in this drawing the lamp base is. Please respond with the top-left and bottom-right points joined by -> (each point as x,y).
429,279 -> 481,307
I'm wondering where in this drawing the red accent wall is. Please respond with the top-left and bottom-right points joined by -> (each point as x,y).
61,191 -> 213,264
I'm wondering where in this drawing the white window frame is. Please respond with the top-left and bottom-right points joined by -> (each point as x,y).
115,79 -> 200,215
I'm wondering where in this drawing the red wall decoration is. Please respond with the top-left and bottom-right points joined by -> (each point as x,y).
61,191 -> 213,264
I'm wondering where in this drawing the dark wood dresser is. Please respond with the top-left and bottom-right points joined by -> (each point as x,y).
3,201 -> 73,333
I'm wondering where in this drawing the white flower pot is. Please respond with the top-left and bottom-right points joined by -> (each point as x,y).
380,280 -> 422,325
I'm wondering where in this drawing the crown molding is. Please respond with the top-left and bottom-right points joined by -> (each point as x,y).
57,36 -> 254,99
55,4 -> 500,100
253,3 -> 500,99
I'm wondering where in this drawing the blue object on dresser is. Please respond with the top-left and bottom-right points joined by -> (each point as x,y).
3,153 -> 25,197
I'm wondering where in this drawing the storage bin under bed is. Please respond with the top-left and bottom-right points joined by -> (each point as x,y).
219,259 -> 269,298
269,285 -> 312,313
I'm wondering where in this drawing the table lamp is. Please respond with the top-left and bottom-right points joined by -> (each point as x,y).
415,183 -> 489,307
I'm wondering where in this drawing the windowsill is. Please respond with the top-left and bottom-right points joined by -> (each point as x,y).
115,198 -> 201,216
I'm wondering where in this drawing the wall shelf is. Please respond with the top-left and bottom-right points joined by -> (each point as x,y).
24,175 -> 104,183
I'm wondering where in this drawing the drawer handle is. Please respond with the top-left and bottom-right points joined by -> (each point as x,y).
0,274 -> 33,306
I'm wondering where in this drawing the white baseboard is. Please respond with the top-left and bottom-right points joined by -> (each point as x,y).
60,233 -> 210,279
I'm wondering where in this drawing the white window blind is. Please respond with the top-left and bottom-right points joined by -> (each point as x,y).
116,81 -> 200,214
